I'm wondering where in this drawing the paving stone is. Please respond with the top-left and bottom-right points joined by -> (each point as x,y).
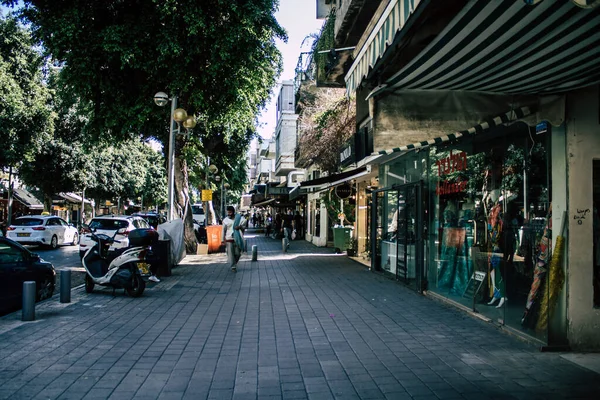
1,231 -> 600,400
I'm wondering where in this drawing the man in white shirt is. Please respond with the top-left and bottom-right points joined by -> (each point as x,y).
221,206 -> 246,272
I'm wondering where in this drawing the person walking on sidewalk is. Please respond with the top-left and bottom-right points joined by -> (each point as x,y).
222,206 -> 246,272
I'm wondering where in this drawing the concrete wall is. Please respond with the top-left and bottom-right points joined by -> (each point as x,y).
565,85 -> 600,350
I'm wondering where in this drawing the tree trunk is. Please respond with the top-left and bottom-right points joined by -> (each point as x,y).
174,138 -> 198,254
43,194 -> 53,215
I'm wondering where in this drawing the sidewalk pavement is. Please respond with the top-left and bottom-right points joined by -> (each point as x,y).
1,230 -> 599,400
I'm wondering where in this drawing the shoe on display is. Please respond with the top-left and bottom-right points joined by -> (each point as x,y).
487,297 -> 499,306
148,275 -> 160,283
496,297 -> 507,308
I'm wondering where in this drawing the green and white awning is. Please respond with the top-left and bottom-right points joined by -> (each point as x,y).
345,0 -> 424,95
373,106 -> 532,156
380,0 -> 600,94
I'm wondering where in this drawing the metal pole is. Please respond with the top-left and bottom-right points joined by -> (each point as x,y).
22,281 -> 36,321
167,95 -> 178,221
252,245 -> 258,261
80,187 -> 85,226
204,157 -> 210,225
7,166 -> 13,225
60,270 -> 71,303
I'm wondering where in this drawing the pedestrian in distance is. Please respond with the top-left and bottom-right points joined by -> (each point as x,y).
221,206 -> 246,272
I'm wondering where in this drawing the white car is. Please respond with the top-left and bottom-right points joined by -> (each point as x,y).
6,216 -> 79,249
79,215 -> 151,259
192,204 -> 205,226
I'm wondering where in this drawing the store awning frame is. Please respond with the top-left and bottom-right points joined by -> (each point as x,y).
300,166 -> 372,191
373,106 -> 532,156
380,0 -> 600,95
345,0 -> 425,95
252,198 -> 276,207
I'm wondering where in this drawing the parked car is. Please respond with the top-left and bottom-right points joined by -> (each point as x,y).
133,212 -> 166,229
5,216 -> 79,249
79,215 -> 151,259
192,204 -> 205,226
0,237 -> 56,315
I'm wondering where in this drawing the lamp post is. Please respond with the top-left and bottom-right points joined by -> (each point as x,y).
154,92 -> 197,221
205,163 -> 218,225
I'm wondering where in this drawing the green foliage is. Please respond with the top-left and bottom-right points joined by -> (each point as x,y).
0,14 -> 54,169
78,140 -> 165,208
18,139 -> 94,202
8,0 -> 286,147
296,82 -> 355,173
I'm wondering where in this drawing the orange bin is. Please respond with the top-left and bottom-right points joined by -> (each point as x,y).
206,225 -> 223,253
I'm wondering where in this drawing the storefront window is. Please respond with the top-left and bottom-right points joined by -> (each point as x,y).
594,160 -> 600,308
428,123 -> 554,342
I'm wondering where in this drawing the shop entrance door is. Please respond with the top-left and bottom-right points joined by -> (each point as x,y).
394,182 -> 424,291
371,182 -> 425,292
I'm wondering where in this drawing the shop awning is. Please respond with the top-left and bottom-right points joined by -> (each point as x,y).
12,188 -> 43,210
300,166 -> 370,190
373,106 -> 532,156
252,198 -> 276,207
380,0 -> 600,95
289,185 -> 307,201
345,0 -> 425,95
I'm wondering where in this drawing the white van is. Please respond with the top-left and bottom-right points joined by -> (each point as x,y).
191,204 -> 205,226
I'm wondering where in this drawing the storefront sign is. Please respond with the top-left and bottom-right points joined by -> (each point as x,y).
436,180 -> 468,196
335,184 -> 352,199
201,190 -> 213,201
340,144 -> 354,167
436,150 -> 468,196
435,150 -> 467,176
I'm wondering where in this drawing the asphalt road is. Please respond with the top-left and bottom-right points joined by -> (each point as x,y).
29,243 -> 86,291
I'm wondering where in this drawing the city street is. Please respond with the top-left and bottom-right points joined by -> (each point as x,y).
0,231 -> 598,400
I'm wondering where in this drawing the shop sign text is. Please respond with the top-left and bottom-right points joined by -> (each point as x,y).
436,150 -> 468,196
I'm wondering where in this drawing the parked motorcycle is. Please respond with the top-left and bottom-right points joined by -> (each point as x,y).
82,227 -> 158,297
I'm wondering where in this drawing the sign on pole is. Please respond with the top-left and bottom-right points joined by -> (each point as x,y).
201,190 -> 213,202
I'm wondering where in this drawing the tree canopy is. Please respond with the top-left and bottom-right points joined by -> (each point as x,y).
0,14 -> 54,170
6,0 -> 287,146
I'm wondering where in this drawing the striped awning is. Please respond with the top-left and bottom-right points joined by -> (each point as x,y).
345,0 -> 424,95
376,0 -> 600,95
525,0 -> 600,8
373,106 -> 532,156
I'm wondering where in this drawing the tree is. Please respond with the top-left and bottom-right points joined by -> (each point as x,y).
0,14 -> 54,170
296,82 -> 356,174
6,0 -> 286,252
19,140 -> 95,211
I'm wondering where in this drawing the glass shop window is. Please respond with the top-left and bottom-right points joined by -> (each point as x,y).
594,160 -> 600,308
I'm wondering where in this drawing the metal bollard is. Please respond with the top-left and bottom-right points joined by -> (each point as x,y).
251,245 -> 258,261
22,281 -> 36,321
282,238 -> 289,253
60,270 -> 71,303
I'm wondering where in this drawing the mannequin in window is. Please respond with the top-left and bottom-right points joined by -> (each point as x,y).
438,202 -> 469,295
487,190 -> 507,308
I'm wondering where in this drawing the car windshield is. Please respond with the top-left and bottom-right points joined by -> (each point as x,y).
192,206 -> 204,215
13,218 -> 44,226
89,219 -> 129,230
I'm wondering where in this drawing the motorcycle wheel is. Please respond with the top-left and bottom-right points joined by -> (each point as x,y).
126,274 -> 145,297
85,275 -> 95,293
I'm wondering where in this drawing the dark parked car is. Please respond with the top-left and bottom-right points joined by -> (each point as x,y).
0,237 -> 56,315
134,213 -> 166,229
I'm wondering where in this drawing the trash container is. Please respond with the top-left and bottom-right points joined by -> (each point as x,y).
154,239 -> 172,277
206,225 -> 223,253
333,227 -> 352,254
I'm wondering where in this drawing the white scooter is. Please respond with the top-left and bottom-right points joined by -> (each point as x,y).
82,228 -> 158,297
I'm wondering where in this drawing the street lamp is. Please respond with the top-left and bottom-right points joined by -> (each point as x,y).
204,163 -> 218,224
154,92 -> 197,221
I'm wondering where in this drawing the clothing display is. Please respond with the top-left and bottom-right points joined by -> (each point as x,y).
487,203 -> 506,306
522,204 -> 552,328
